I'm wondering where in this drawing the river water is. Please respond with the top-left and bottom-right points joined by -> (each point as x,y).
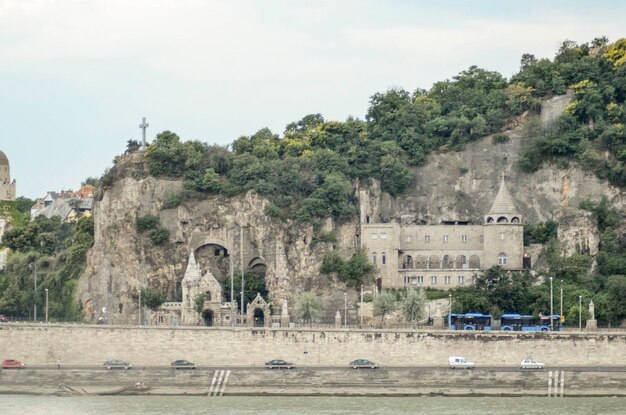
3,395 -> 626,415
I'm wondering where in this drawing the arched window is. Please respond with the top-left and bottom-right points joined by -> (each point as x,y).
382,252 -> 387,265
498,252 -> 508,265
404,255 -> 414,269
511,216 -> 520,223
469,255 -> 480,269
443,255 -> 453,269
205,291 -> 212,301
497,216 -> 508,223
372,252 -> 377,265
487,217 -> 494,224
415,255 -> 427,270
428,255 -> 440,269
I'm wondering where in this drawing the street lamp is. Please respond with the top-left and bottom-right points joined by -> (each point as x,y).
29,262 -> 37,322
579,295 -> 582,331
448,293 -> 452,327
560,280 -> 563,327
344,292 -> 347,326
549,277 -> 554,331
45,288 -> 49,324
360,285 -> 364,326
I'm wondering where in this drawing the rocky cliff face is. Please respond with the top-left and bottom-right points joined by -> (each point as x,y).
78,96 -> 624,324
78,171 -> 357,324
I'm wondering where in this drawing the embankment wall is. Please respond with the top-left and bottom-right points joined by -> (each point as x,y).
1,324 -> 624,367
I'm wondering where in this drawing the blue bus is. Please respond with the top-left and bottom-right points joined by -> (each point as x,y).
449,313 -> 492,331
500,314 -> 562,331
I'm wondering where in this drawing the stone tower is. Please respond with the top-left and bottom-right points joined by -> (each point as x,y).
181,250 -> 224,326
0,151 -> 16,201
483,175 -> 524,270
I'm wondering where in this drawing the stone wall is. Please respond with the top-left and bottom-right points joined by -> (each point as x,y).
2,367 -> 625,397
1,324 -> 624,368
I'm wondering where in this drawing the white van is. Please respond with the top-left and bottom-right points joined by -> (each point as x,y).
448,356 -> 475,369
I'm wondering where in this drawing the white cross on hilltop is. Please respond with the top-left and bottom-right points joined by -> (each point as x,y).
139,117 -> 149,151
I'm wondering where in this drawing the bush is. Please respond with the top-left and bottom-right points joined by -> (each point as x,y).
148,228 -> 170,246
162,194 -> 182,209
492,133 -> 509,144
136,215 -> 160,232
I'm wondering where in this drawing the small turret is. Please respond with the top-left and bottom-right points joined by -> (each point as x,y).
484,174 -> 522,225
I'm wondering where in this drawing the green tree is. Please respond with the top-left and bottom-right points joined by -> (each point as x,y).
373,291 -> 397,326
194,293 -> 206,314
295,292 -> 323,325
141,287 -> 166,311
401,288 -> 426,322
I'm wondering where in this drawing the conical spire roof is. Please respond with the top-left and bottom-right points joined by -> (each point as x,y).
488,175 -> 517,214
182,250 -> 202,283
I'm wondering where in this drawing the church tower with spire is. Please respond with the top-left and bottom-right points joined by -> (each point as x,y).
483,175 -> 524,270
0,151 -> 16,201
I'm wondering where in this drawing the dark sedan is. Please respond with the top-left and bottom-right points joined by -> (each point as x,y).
103,359 -> 132,370
265,359 -> 295,369
350,359 -> 379,369
171,359 -> 196,370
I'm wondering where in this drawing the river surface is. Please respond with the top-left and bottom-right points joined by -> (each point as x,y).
3,395 -> 626,415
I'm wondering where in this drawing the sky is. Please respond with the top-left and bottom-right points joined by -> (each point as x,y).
1,0 -> 625,199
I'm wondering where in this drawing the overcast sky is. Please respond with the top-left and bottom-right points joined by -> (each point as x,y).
1,0 -> 624,199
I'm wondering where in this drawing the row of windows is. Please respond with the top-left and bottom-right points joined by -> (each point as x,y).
372,233 -> 507,243
403,276 -> 477,285
374,253 -> 508,267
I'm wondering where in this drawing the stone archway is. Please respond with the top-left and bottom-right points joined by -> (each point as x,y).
202,309 -> 214,327
253,308 -> 265,327
246,293 -> 271,328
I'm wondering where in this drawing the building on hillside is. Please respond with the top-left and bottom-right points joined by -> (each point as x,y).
31,185 -> 94,222
149,250 -> 273,327
359,176 -> 527,290
0,150 -> 16,201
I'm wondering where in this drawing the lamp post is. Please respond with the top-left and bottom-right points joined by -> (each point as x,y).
29,262 -> 37,322
579,295 -> 582,331
138,288 -> 142,325
549,277 -> 554,331
45,288 -> 49,324
344,292 -> 347,326
448,293 -> 452,327
560,280 -> 563,327
360,285 -> 364,326
240,226 -> 245,325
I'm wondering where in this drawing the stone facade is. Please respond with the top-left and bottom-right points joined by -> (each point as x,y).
360,176 -> 525,289
0,150 -> 16,201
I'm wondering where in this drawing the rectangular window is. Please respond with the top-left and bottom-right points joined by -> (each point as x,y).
425,235 -> 431,243
417,276 -> 424,284
443,235 -> 449,243
380,233 -> 388,240
371,233 -> 377,240
444,276 -> 451,284
458,276 -> 464,285
461,235 -> 467,243
405,235 -> 412,243
431,276 -> 437,284
500,232 -> 505,240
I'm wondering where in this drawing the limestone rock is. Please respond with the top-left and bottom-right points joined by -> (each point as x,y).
557,211 -> 600,258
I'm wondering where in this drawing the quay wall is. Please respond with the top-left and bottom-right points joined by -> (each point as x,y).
1,324 -> 625,367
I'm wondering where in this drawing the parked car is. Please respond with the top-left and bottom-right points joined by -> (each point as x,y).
349,359 -> 379,369
103,359 -> 132,370
448,356 -> 475,369
0,314 -> 8,322
171,359 -> 196,370
265,359 -> 295,369
2,359 -> 25,369
520,357 -> 545,370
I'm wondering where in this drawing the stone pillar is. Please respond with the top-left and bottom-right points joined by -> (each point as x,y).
280,300 -> 290,328
335,311 -> 342,328
433,316 -> 445,328
585,319 -> 598,331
